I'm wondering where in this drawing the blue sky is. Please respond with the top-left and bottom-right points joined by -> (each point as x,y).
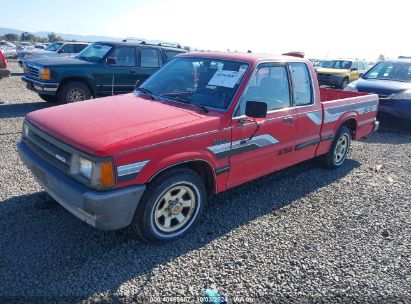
0,0 -> 409,61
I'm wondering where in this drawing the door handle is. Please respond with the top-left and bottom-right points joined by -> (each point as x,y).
283,116 -> 293,123
129,70 -> 136,74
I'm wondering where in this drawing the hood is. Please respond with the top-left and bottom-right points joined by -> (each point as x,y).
27,56 -> 96,68
20,49 -> 54,56
317,68 -> 350,74
355,78 -> 411,96
26,94 -> 206,156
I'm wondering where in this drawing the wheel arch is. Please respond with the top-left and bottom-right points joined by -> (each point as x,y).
148,159 -> 217,194
58,76 -> 95,97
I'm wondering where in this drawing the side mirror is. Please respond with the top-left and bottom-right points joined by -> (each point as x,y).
351,67 -> 358,71
58,49 -> 64,54
245,101 -> 267,118
106,57 -> 116,65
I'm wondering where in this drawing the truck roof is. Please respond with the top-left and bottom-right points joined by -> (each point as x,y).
178,51 -> 307,65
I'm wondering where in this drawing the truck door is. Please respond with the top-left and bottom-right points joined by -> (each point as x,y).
289,62 -> 322,162
97,46 -> 139,96
134,47 -> 162,86
227,63 -> 298,188
350,61 -> 360,81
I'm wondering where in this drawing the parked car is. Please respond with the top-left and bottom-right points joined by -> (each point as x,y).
17,52 -> 379,242
21,41 -> 187,103
0,49 -> 11,79
345,59 -> 411,122
316,59 -> 369,89
18,41 -> 89,67
0,40 -> 18,58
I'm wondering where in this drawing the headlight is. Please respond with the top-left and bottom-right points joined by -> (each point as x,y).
39,68 -> 51,80
70,155 -> 114,188
344,82 -> 358,92
389,90 -> 411,100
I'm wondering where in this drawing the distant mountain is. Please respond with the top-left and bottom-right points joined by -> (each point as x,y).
0,27 -> 126,42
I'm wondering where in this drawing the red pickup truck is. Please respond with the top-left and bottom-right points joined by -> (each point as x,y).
18,52 -> 379,242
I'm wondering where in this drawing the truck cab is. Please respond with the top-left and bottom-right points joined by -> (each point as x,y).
18,52 -> 379,242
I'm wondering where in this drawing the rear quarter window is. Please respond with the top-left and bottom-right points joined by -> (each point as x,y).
289,62 -> 313,106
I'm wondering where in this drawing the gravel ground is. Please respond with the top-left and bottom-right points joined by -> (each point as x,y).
0,62 -> 410,303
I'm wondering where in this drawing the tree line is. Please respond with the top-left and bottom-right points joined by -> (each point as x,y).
0,32 -> 63,43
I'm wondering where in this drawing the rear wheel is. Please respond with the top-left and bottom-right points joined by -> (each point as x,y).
58,81 -> 91,103
38,93 -> 58,103
322,126 -> 352,169
131,167 -> 206,242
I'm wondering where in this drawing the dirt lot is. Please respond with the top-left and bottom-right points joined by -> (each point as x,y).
0,61 -> 410,303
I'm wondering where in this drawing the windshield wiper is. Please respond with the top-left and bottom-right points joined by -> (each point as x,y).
135,87 -> 155,100
161,95 -> 209,113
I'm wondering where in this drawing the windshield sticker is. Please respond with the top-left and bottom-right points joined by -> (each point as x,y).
208,70 -> 243,88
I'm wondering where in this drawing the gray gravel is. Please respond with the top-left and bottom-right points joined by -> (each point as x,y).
0,62 -> 410,303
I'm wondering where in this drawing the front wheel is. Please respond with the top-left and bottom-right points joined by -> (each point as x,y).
340,77 -> 349,89
58,81 -> 91,103
322,126 -> 352,169
131,167 -> 206,242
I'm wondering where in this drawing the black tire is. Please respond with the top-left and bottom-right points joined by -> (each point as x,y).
58,81 -> 91,103
131,167 -> 206,242
340,77 -> 349,89
38,93 -> 58,103
322,126 -> 352,169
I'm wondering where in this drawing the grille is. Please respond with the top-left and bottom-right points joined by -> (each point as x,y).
26,125 -> 72,174
27,64 -> 40,78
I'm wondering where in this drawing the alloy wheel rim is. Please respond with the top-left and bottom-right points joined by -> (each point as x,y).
67,88 -> 86,102
334,134 -> 349,164
154,185 -> 196,233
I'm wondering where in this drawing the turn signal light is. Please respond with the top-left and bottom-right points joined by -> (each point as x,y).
100,161 -> 114,187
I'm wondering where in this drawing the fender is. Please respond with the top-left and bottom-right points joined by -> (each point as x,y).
135,150 -> 220,190
334,111 -> 358,135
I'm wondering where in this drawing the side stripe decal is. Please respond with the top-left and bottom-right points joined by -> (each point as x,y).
207,134 -> 279,159
117,160 -> 150,183
305,100 -> 379,125
295,138 -> 320,150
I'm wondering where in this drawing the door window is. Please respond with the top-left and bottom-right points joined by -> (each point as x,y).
141,48 -> 160,67
60,44 -> 75,53
289,63 -> 312,106
111,47 -> 136,66
75,44 -> 88,53
165,50 -> 184,61
239,65 -> 290,114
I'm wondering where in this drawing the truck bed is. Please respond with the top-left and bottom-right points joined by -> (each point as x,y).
315,88 -> 379,156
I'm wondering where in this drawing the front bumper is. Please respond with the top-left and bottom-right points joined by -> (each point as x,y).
378,99 -> 411,121
0,68 -> 11,78
22,76 -> 59,96
317,73 -> 344,87
17,140 -> 146,230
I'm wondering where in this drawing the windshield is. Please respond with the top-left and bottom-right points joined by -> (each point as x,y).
322,60 -> 352,69
76,43 -> 112,62
140,57 -> 249,110
45,42 -> 63,51
363,61 -> 411,82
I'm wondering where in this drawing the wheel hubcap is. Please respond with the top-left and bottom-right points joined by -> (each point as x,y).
334,134 -> 349,164
67,88 -> 86,102
154,185 -> 196,233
